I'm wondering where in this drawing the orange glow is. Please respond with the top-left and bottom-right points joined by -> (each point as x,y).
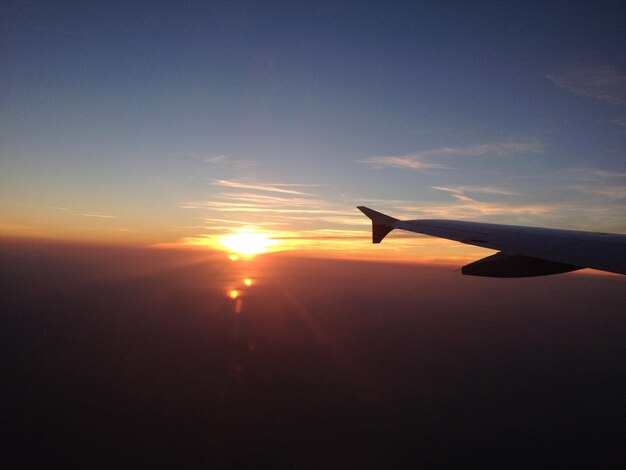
229,289 -> 239,299
243,278 -> 253,287
150,220 -> 508,266
219,229 -> 279,256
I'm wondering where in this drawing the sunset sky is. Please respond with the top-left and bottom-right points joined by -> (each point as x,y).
3,4 -> 625,465
2,1 -> 625,262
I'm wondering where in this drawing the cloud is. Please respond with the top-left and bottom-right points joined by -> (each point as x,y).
79,213 -> 116,219
587,169 -> 626,178
181,179 -> 357,226
216,192 -> 323,206
204,155 -> 258,168
360,178 -> 626,232
567,185 -> 626,199
612,117 -> 626,129
358,141 -> 543,170
175,175 -> 375,256
564,167 -> 626,180
201,217 -> 286,226
212,179 -> 316,195
181,200 -> 352,215
547,66 -> 626,105
204,155 -> 228,163
413,141 -> 543,158
431,185 -> 518,196
358,196 -> 555,221
1,202 -> 118,220
0,222 -> 45,235
358,157 -> 449,171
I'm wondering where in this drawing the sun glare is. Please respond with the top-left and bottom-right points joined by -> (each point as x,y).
219,229 -> 279,256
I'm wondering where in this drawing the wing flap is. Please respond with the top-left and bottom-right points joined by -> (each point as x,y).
461,253 -> 583,277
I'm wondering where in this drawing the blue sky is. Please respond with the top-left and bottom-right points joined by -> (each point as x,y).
1,1 -> 624,259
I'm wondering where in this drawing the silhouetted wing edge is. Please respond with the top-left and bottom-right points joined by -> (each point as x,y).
358,206 -> 626,276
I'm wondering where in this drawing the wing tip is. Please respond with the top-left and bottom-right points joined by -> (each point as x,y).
357,206 -> 398,243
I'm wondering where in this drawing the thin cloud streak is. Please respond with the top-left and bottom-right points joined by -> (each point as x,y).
359,141 -> 543,171
358,157 -> 449,171
182,202 -> 353,215
201,217 -> 286,226
79,213 -> 116,219
203,155 -> 259,167
204,155 -> 228,163
216,192 -> 327,207
565,167 -> 626,180
558,167 -> 626,200
212,179 -> 316,195
431,186 -> 518,196
2,202 -> 118,220
565,184 -> 626,199
547,66 -> 626,105
175,175 -> 383,256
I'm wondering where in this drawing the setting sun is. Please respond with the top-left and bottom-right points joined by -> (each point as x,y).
219,229 -> 279,256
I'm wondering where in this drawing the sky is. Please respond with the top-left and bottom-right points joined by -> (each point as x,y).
2,1 -> 625,262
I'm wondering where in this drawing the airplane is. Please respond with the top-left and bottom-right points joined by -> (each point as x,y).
357,206 -> 626,277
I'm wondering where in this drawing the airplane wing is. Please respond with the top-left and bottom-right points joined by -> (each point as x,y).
357,206 -> 626,277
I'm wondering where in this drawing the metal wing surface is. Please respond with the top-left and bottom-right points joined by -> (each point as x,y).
357,206 -> 626,277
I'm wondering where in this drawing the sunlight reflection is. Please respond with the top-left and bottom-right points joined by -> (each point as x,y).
244,278 -> 253,287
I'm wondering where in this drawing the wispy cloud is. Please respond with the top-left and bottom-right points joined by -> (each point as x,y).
1,201 -> 117,219
612,117 -> 626,130
358,157 -> 449,171
560,167 -> 626,200
204,155 -> 258,168
212,179 -> 318,195
563,167 -> 626,180
205,155 -> 228,163
201,217 -> 285,226
1,202 -> 71,211
594,170 -> 626,178
566,185 -> 626,199
216,192 -> 323,206
356,195 -> 555,221
173,175 -> 377,256
181,200 -> 352,215
360,176 -> 626,232
358,141 -> 543,170
431,185 -> 518,196
413,141 -> 543,158
0,222 -> 45,235
79,213 -> 116,219
547,66 -> 626,105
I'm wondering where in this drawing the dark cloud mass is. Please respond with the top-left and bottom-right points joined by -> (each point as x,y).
2,239 -> 625,468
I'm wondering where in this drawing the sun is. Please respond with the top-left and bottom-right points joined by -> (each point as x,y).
219,229 -> 279,256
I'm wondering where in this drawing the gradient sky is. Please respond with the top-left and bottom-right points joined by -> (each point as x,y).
2,1 -> 625,261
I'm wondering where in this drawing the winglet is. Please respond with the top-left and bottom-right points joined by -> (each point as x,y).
357,206 -> 398,243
